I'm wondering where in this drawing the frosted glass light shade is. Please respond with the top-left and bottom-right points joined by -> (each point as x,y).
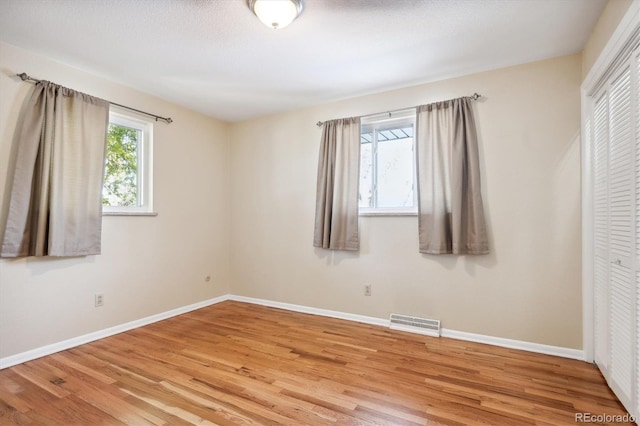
249,0 -> 303,30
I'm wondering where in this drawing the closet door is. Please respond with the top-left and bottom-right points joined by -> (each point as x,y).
589,42 -> 639,420
635,47 -> 640,419
593,90 -> 610,374
607,63 -> 635,410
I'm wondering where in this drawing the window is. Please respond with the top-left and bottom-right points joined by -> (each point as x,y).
102,109 -> 153,215
359,110 -> 416,215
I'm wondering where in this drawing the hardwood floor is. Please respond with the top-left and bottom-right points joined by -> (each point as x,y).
0,301 -> 632,425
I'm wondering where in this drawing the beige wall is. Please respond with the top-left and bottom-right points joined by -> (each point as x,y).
0,42 -> 231,358
582,0 -> 635,79
229,54 -> 583,349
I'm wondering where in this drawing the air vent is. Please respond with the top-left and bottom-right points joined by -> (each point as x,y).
389,314 -> 440,337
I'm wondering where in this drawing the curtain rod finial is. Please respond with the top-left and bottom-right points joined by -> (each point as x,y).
17,73 -> 29,81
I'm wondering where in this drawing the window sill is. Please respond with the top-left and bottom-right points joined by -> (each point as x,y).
102,211 -> 158,217
359,210 -> 417,217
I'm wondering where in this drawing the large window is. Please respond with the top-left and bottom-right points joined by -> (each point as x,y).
102,109 -> 153,214
359,111 -> 416,215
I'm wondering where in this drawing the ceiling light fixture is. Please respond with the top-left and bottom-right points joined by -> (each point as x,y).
248,0 -> 303,30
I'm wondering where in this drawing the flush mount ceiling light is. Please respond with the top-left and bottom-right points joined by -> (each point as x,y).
248,0 -> 303,30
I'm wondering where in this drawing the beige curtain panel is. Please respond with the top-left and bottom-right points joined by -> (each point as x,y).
415,97 -> 489,254
313,117 -> 361,250
1,81 -> 109,257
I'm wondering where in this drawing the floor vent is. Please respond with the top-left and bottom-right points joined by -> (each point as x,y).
389,314 -> 441,337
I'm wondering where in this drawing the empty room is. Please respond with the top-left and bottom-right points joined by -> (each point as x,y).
0,0 -> 639,424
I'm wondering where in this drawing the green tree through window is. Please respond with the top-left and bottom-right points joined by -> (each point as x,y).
103,123 -> 139,206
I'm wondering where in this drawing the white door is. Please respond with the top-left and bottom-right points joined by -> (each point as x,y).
593,89 -> 610,374
606,63 -> 635,409
589,43 -> 639,421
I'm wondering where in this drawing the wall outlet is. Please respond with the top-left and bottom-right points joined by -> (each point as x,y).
364,284 -> 372,296
94,293 -> 104,307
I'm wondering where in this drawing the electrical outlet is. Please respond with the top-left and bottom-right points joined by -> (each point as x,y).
364,284 -> 372,296
95,293 -> 104,307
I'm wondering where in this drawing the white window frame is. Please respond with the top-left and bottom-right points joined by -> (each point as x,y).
359,109 -> 417,216
102,107 -> 155,216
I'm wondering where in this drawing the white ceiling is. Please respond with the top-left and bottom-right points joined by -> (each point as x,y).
0,0 -> 607,122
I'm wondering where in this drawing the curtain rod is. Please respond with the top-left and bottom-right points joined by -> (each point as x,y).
16,73 -> 173,124
315,92 -> 481,127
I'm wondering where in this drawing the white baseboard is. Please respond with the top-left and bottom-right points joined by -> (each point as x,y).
440,329 -> 585,361
0,295 -> 230,369
1,293 -> 584,369
228,295 -> 389,327
389,323 -> 440,338
230,295 -> 585,361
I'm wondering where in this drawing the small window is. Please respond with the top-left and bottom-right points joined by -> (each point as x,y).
102,109 -> 153,214
359,111 -> 417,215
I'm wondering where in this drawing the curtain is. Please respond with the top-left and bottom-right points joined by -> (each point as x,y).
1,81 -> 110,257
415,97 -> 488,254
313,117 -> 361,250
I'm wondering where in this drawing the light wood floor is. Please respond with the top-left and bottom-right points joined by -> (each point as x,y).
0,301 -> 632,425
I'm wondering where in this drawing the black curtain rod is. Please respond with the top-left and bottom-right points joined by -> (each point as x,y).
315,92 -> 481,127
16,73 -> 173,124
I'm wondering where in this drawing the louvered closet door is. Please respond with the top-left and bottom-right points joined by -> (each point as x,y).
590,41 -> 639,420
635,47 -> 640,419
593,90 -> 610,374
607,63 -> 635,408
